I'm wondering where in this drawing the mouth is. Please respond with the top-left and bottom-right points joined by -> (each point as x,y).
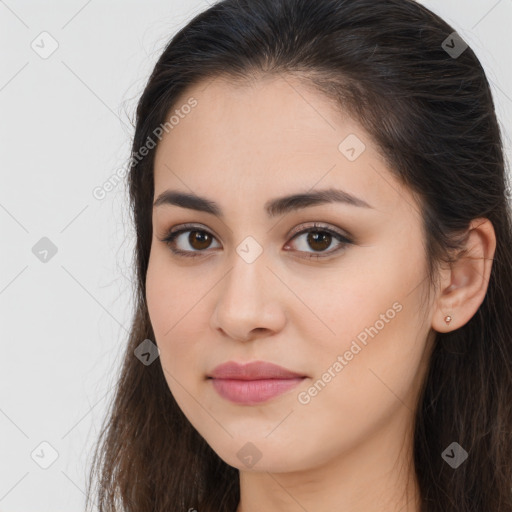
206,360 -> 307,405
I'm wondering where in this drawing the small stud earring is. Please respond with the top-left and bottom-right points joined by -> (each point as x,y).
444,315 -> 452,324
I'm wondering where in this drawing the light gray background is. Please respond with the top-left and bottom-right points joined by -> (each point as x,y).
0,1 -> 511,511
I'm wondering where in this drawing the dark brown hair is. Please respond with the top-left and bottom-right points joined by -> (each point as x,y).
85,0 -> 512,510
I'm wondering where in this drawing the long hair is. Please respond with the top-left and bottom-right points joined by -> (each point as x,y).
85,1 -> 512,510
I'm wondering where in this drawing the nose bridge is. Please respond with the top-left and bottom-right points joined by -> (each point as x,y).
211,236 -> 285,340
223,238 -> 269,309
224,214 -> 269,291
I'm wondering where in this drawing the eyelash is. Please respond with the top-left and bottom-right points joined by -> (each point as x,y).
159,222 -> 353,260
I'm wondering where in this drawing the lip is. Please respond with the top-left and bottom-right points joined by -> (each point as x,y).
207,361 -> 307,405
208,360 -> 305,380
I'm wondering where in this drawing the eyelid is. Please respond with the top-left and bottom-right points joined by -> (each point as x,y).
287,221 -> 351,240
167,222 -> 216,237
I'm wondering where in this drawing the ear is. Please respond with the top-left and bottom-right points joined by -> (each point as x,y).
432,218 -> 496,333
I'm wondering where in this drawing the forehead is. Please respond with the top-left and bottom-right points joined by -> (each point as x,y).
155,74 -> 363,164
153,75 -> 416,217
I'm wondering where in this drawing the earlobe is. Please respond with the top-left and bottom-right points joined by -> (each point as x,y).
432,218 -> 496,333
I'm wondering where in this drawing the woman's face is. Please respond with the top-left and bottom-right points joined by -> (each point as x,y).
146,74 -> 436,474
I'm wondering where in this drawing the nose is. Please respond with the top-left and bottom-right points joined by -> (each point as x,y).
210,251 -> 287,342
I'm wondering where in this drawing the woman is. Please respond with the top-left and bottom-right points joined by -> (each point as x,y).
86,0 -> 512,510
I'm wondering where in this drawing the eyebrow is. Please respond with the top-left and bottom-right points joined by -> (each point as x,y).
153,187 -> 373,218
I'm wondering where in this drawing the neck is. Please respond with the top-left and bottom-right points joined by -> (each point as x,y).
235,407 -> 421,512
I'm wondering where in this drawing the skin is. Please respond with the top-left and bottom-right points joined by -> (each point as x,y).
145,74 -> 496,512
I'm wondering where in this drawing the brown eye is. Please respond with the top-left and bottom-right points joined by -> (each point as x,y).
161,222 -> 352,260
305,231 -> 332,252
161,226 -> 221,257
285,224 -> 352,258
188,230 -> 214,250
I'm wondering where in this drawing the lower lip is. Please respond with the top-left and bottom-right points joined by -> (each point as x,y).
209,377 -> 305,404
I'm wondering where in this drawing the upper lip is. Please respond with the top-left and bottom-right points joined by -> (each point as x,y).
208,361 -> 306,380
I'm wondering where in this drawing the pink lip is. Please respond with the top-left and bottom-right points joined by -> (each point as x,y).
207,361 -> 307,405
208,360 -> 305,380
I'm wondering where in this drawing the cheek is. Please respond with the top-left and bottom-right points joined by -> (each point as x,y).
146,248 -> 194,334
146,254 -> 173,333
290,298 -> 426,459
298,248 -> 427,400
145,250 -> 208,379
285,264 -> 394,357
